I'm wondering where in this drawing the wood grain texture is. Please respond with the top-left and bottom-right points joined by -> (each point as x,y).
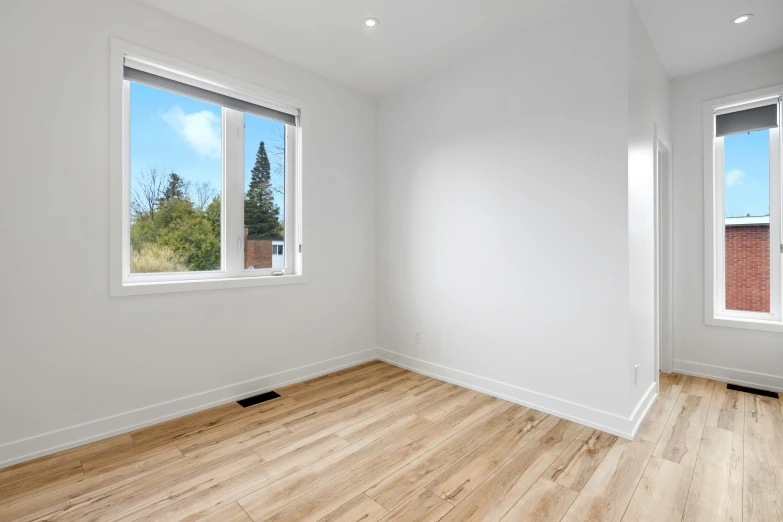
500,478 -> 577,522
636,394 -> 678,443
682,426 -> 743,522
560,440 -> 656,522
318,494 -> 388,522
620,456 -> 692,522
682,376 -> 716,398
427,409 -> 541,505
366,408 -> 519,510
378,488 -> 453,522
706,382 -> 744,434
262,439 -> 428,522
2,367 -> 782,522
743,393 -> 783,522
438,441 -> 564,522
542,428 -> 618,492
195,502 -> 253,522
653,392 -> 710,467
659,373 -> 686,399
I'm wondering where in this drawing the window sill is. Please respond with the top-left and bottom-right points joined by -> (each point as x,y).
706,315 -> 783,334
111,273 -> 306,297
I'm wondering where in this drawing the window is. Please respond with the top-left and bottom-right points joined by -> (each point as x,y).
111,41 -> 303,295
705,87 -> 782,330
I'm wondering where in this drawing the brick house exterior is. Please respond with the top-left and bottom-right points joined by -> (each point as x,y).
245,237 -> 273,269
243,228 -> 284,269
725,218 -> 770,313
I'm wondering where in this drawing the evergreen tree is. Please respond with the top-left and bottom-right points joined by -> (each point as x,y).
160,172 -> 188,202
244,141 -> 282,237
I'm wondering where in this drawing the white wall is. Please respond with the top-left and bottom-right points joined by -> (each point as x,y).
377,0 -> 655,437
627,4 -> 671,397
0,0 -> 377,467
671,48 -> 783,390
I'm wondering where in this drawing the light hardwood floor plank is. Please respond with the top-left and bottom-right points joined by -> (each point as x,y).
744,393 -> 783,522
61,450 -> 263,522
0,448 -> 183,522
280,363 -> 398,401
8,368 -> 783,522
406,379 -> 446,397
335,384 -> 454,444
542,428 -> 618,492
536,418 -> 586,451
659,373 -> 685,399
620,456 -> 692,522
682,426 -> 743,522
0,460 -> 84,509
15,439 -> 269,522
194,502 -> 253,522
427,409 -> 543,505
706,382 -> 745,434
682,376 -> 716,399
236,415 -> 432,522
560,440 -> 655,522
438,441 -> 564,522
379,488 -> 453,522
637,394 -> 679,444
0,433 -> 134,490
260,439 -> 428,522
407,394 -> 506,449
653,392 -> 710,468
317,494 -> 388,522
500,478 -> 578,522
260,433 -> 349,477
176,423 -> 291,457
366,407 -> 525,511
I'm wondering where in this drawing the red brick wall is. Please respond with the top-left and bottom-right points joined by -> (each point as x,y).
725,224 -> 770,312
244,228 -> 272,269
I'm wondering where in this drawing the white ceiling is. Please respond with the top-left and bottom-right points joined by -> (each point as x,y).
634,0 -> 783,78
138,0 -> 783,97
135,0 -> 590,98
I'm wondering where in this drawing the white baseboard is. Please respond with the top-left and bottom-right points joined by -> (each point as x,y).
2,346 -> 664,470
0,349 -> 377,470
378,348 -> 657,440
673,359 -> 783,393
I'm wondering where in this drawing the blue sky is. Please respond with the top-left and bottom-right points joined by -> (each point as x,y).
724,129 -> 770,218
129,82 -> 286,216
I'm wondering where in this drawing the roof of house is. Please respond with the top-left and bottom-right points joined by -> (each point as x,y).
725,216 -> 770,226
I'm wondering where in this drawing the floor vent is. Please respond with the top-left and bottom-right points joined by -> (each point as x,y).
727,383 -> 779,399
237,391 -> 281,408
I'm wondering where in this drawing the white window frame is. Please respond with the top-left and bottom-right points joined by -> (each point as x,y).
704,85 -> 783,332
110,39 -> 305,296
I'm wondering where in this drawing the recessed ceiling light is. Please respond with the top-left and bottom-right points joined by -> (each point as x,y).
732,14 -> 752,24
364,17 -> 378,28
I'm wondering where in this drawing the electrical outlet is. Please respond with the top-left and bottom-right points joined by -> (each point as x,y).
634,365 -> 639,385
415,330 -> 421,344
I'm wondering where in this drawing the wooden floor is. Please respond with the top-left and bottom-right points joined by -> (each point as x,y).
2,362 -> 782,522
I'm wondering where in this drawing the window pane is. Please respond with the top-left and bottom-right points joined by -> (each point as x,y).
724,129 -> 771,312
129,82 -> 222,273
243,113 -> 286,270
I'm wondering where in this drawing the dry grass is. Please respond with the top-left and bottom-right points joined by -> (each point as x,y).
131,244 -> 189,273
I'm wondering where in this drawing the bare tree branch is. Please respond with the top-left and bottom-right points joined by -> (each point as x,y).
268,125 -> 286,197
193,181 -> 218,211
131,167 -> 165,220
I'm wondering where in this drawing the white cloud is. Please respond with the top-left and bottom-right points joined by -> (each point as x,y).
162,105 -> 221,158
726,169 -> 745,188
